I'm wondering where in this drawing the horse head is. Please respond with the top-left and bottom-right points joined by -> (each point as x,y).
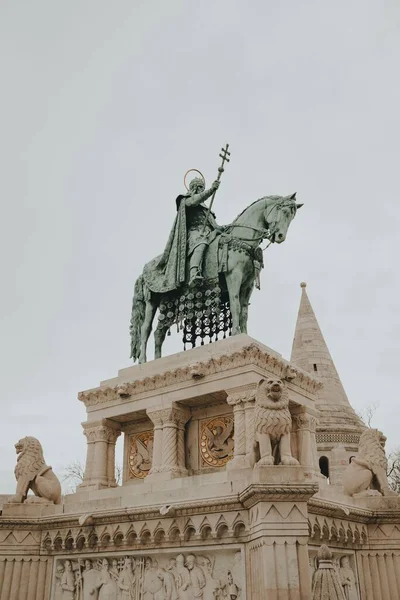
264,192 -> 303,243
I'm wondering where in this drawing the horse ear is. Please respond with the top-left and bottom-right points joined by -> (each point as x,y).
290,192 -> 297,200
296,203 -> 304,209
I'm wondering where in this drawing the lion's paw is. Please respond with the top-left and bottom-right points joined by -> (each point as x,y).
7,495 -> 24,504
280,455 -> 299,466
257,456 -> 274,466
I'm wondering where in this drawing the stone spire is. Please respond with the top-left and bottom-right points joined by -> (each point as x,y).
290,283 -> 364,484
291,282 -> 349,408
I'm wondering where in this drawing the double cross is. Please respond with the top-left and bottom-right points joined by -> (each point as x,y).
217,143 -> 231,178
202,143 -> 231,233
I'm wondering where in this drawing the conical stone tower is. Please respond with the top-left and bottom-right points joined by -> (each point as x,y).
290,282 -> 364,485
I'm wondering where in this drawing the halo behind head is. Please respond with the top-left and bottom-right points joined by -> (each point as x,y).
184,168 -> 205,191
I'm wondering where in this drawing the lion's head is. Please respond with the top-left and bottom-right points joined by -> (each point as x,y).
255,378 -> 289,410
14,436 -> 46,480
358,428 -> 387,471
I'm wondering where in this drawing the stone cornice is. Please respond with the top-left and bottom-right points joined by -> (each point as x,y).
0,496 -> 244,531
78,344 -> 322,409
308,497 -> 400,524
239,483 -> 319,507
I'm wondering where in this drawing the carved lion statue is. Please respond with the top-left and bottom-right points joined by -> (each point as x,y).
252,378 -> 298,466
343,428 -> 397,497
8,437 -> 62,504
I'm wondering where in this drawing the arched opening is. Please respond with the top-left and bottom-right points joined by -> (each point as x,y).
319,456 -> 330,481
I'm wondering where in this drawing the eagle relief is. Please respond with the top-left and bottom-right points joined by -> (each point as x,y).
201,416 -> 234,467
128,431 -> 154,479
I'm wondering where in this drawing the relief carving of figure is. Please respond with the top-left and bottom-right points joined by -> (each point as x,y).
61,560 -> 76,600
118,557 -> 136,600
186,554 -> 206,599
97,559 -> 118,600
52,553 -> 242,600
339,556 -> 358,600
143,558 -> 164,599
225,571 -> 239,599
82,559 -> 99,600
54,563 -> 65,600
252,378 -> 298,466
175,554 -> 191,600
8,436 -> 62,504
157,568 -> 179,600
343,428 -> 397,497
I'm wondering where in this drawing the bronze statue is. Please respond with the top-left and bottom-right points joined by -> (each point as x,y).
130,145 -> 302,363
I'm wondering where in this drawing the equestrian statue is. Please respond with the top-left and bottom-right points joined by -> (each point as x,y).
130,145 -> 303,363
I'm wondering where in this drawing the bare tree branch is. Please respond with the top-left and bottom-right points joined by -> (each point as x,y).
61,461 -> 122,493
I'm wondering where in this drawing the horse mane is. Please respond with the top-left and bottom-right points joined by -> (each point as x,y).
230,195 -> 282,225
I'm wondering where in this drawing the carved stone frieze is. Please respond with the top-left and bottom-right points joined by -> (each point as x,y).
50,549 -> 244,600
316,432 -> 361,444
78,344 -> 321,408
308,513 -> 368,546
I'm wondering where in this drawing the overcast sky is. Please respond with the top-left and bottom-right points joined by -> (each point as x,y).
1,1 -> 399,493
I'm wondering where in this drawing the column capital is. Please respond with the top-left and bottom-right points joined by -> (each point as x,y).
226,384 -> 257,406
291,408 -> 319,432
147,404 -> 190,427
82,419 -> 121,443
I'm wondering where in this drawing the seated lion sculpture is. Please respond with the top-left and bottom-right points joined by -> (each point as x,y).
8,436 -> 62,504
343,428 -> 397,497
252,377 -> 299,466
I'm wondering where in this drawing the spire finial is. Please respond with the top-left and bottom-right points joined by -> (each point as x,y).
300,281 -> 307,289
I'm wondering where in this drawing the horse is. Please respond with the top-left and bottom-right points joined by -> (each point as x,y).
130,193 -> 302,363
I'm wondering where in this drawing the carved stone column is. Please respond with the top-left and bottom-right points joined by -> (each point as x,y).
292,408 -> 319,476
147,405 -> 190,478
227,386 -> 256,470
80,420 -> 121,489
106,427 -> 121,486
147,409 -> 163,475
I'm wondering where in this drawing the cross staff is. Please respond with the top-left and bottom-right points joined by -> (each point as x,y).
201,143 -> 230,233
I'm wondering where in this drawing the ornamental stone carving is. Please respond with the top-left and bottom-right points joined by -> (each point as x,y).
78,343 -> 321,409
343,428 -> 397,497
251,378 -> 298,466
147,405 -> 190,476
51,550 -> 243,600
7,436 -> 62,505
200,416 -> 234,467
128,431 -> 154,479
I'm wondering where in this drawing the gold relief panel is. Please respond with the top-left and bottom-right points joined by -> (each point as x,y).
200,416 -> 234,468
128,431 -> 154,479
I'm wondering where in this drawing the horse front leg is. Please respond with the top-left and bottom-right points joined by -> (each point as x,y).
139,300 -> 157,364
154,326 -> 168,360
225,268 -> 243,336
239,281 -> 254,334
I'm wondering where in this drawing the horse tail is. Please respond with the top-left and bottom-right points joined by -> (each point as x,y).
130,275 -> 146,361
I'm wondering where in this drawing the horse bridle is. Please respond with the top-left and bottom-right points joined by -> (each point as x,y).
223,200 -> 283,245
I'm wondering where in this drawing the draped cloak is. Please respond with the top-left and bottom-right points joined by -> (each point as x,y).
142,194 -> 218,295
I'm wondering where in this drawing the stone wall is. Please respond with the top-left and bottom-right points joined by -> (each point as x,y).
0,556 -> 53,600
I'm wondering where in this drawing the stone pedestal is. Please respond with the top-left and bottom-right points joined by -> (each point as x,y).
2,501 -> 63,518
3,335 -> 399,600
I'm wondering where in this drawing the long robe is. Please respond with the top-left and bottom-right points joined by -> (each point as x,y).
142,194 -> 218,295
